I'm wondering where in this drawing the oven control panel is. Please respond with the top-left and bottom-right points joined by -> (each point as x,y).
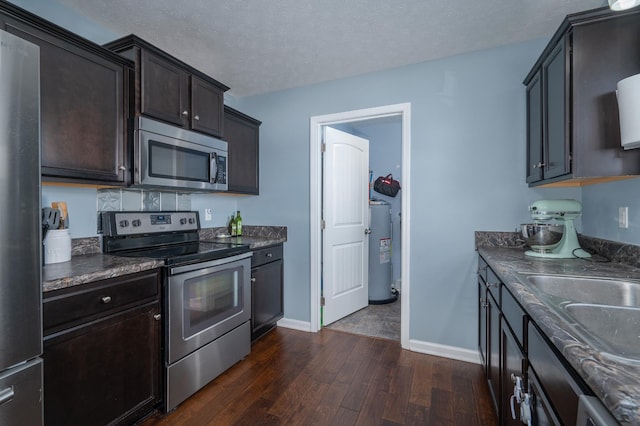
101,211 -> 200,236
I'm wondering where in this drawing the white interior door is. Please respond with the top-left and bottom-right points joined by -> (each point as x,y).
322,126 -> 369,325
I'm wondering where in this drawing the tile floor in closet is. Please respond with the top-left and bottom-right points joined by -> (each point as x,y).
326,294 -> 401,341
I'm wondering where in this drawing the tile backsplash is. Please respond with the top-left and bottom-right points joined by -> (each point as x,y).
98,189 -> 191,212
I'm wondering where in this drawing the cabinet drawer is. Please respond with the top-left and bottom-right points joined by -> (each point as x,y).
502,287 -> 526,347
44,270 -> 160,333
251,244 -> 283,267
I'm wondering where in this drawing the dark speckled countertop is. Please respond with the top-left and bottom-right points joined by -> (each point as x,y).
201,235 -> 286,249
43,254 -> 164,292
43,226 -> 286,293
198,225 -> 287,249
477,244 -> 640,425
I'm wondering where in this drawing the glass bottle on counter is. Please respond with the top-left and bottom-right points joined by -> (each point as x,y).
236,210 -> 242,236
229,214 -> 237,237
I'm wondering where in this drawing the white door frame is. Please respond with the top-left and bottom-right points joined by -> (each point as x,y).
309,103 -> 411,349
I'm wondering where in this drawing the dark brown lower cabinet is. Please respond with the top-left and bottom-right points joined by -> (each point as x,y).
487,292 -> 500,414
251,244 -> 284,341
43,270 -> 161,425
477,253 -> 617,425
501,320 -> 526,426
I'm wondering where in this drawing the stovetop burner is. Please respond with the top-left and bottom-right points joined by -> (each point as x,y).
99,211 -> 250,266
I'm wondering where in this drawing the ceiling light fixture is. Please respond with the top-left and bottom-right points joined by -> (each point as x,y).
609,0 -> 640,11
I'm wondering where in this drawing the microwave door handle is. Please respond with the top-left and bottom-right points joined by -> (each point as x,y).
210,152 -> 219,183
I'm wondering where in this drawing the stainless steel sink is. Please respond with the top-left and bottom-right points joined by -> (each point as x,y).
521,274 -> 640,307
564,303 -> 640,361
515,273 -> 640,362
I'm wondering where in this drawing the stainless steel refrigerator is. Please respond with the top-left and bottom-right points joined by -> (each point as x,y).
0,29 -> 43,425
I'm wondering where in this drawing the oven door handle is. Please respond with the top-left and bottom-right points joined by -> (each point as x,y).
169,251 -> 253,275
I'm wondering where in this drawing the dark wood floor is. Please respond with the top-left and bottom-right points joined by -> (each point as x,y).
142,328 -> 498,425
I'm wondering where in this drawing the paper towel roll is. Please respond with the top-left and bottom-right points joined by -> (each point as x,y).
617,73 -> 640,150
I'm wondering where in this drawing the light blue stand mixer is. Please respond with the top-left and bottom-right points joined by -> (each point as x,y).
525,199 -> 591,259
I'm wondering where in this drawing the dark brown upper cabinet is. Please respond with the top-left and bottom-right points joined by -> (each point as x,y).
0,2 -> 133,186
524,6 -> 640,187
224,106 -> 261,194
105,35 -> 228,139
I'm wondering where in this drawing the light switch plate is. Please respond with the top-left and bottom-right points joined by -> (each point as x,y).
205,208 -> 213,221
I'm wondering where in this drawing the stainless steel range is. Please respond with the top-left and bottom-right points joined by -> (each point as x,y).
100,211 -> 252,412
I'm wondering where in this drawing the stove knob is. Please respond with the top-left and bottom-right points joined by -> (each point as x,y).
188,218 -> 195,224
180,218 -> 187,225
119,220 -> 129,228
132,219 -> 141,227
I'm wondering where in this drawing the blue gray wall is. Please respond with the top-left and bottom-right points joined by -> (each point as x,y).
16,0 -> 640,351
363,121 -> 402,286
235,40 -> 580,348
582,178 -> 640,244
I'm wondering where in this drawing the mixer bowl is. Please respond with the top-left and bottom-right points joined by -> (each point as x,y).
520,223 -> 564,252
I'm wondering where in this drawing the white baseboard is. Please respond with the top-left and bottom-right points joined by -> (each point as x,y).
409,339 -> 481,364
277,317 -> 313,332
276,320 -> 480,365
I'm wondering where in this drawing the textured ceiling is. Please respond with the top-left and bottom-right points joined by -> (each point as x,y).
57,0 -> 606,97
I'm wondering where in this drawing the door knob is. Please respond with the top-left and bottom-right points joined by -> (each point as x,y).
365,228 -> 372,235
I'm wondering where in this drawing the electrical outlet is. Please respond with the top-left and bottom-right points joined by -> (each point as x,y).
205,208 -> 213,221
619,206 -> 628,229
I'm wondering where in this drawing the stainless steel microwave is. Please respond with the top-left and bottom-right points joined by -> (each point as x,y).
133,117 -> 228,191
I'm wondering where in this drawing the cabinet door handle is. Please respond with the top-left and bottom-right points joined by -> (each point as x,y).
364,228 -> 372,235
182,110 -> 189,117
101,296 -> 112,304
532,162 -> 545,169
0,386 -> 15,406
118,165 -> 126,171
266,253 -> 273,258
488,283 -> 499,289
153,314 -> 161,321
194,115 -> 200,121
251,277 -> 256,283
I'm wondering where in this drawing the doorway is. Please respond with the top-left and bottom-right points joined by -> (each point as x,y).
309,103 -> 411,349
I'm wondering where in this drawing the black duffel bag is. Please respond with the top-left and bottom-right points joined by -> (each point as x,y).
373,174 -> 401,197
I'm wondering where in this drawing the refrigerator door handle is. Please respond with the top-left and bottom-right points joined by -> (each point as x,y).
0,386 -> 15,406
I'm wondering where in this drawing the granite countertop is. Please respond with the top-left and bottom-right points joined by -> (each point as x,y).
43,254 -> 164,292
477,245 -> 640,424
201,235 -> 286,249
43,228 -> 287,293
198,226 -> 287,250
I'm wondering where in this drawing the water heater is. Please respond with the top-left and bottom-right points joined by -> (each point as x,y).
617,73 -> 640,150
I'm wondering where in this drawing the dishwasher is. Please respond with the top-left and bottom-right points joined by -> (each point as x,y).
527,322 -> 618,426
